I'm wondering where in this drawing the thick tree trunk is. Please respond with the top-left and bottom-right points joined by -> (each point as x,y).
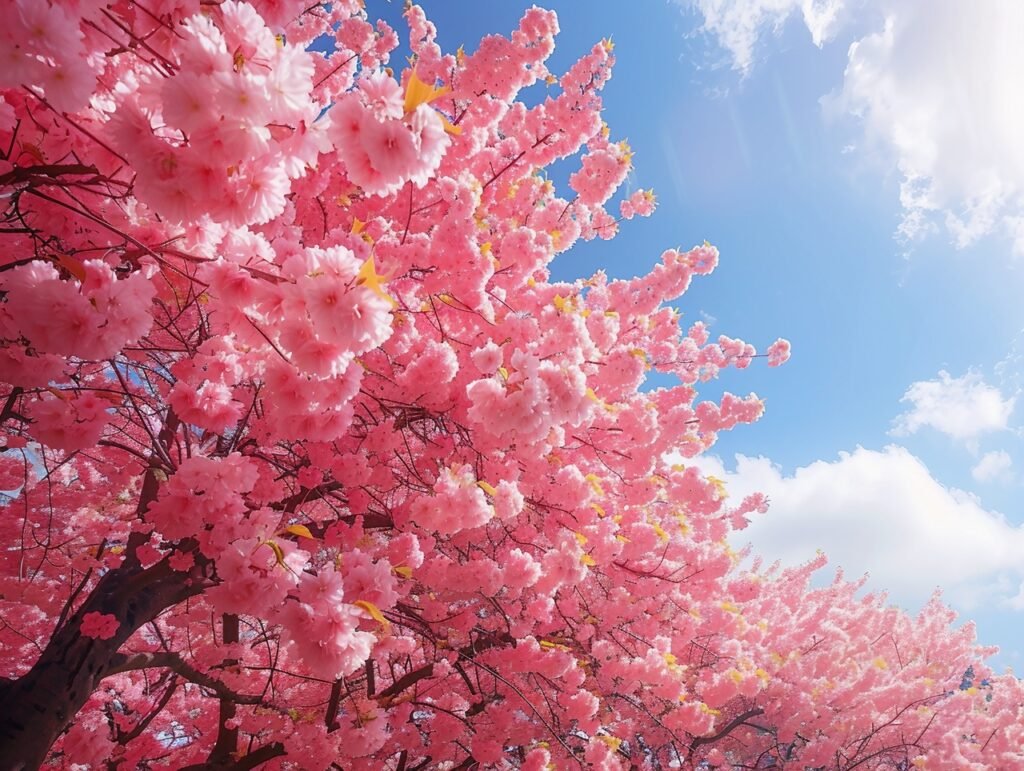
0,558 -> 199,769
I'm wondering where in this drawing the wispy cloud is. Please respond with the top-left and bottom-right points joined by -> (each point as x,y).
688,0 -> 1024,254
688,0 -> 845,74
891,370 -> 1015,448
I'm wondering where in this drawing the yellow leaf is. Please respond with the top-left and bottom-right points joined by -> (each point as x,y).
650,520 -> 669,542
351,217 -> 366,234
539,639 -> 569,651
598,734 -> 622,751
476,480 -> 498,497
393,565 -> 413,579
437,293 -> 458,306
584,473 -> 604,497
354,600 -> 390,628
617,139 -> 633,165
355,256 -> 397,308
281,524 -> 314,540
438,113 -> 462,136
21,142 -> 46,165
580,554 -> 597,567
260,539 -> 291,572
404,69 -> 449,114
676,514 -> 690,535
573,531 -> 588,546
55,253 -> 87,281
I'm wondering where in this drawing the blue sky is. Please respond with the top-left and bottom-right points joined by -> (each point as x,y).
381,1 -> 1024,668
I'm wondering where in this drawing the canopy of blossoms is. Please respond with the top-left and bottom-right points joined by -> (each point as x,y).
0,1 -> 1021,769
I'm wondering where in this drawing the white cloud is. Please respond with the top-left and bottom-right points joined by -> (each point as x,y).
972,450 -> 1013,483
995,331 -> 1024,393
833,2 -> 1024,253
689,0 -> 845,74
690,1 -> 1024,254
891,370 -> 1015,446
698,309 -> 718,327
689,446 -> 1024,610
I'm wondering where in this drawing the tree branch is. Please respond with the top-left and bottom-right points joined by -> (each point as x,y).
119,674 -> 178,744
690,707 -> 765,752
105,651 -> 267,706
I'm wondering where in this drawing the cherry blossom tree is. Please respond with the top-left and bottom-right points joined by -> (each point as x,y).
1,1 -> 1022,768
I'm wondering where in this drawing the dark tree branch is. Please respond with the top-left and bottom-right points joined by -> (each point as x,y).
690,707 -> 766,753
105,651 -> 267,707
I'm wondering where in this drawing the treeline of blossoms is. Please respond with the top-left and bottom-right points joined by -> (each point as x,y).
0,0 -> 1020,768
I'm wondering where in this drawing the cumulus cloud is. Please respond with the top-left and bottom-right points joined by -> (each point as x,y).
972,450 -> 1013,483
891,370 -> 1015,446
688,446 -> 1024,610
833,2 -> 1024,252
689,0 -> 845,74
690,0 -> 1024,254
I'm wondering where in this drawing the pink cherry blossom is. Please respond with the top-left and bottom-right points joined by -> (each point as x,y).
767,336 -> 793,366
80,612 -> 119,641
